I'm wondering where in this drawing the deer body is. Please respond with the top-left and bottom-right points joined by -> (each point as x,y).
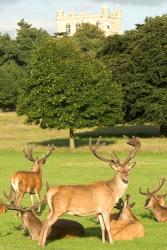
7,206 -> 84,240
47,177 -> 127,217
110,195 -> 144,240
111,220 -> 144,240
140,178 -> 167,222
11,170 -> 42,194
145,196 -> 167,222
10,145 -> 54,211
39,137 -> 141,247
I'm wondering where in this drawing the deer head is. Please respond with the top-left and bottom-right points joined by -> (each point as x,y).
139,178 -> 166,209
23,144 -> 55,172
89,136 -> 141,184
115,195 -> 136,220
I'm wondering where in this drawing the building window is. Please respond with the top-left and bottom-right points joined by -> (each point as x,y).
107,25 -> 110,29
66,23 -> 71,34
76,23 -> 81,30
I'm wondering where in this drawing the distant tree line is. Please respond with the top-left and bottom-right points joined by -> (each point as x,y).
0,15 -> 167,147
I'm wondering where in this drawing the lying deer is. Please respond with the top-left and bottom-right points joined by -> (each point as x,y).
139,178 -> 167,222
38,136 -> 141,247
10,145 -> 54,212
3,202 -> 84,240
110,195 -> 144,240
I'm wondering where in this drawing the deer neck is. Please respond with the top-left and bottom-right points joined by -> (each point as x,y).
32,167 -> 42,174
23,213 -> 42,239
118,209 -> 136,221
108,175 -> 128,204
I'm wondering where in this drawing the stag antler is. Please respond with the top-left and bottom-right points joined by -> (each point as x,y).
23,144 -> 55,164
23,146 -> 36,162
39,144 -> 55,164
124,137 -> 141,165
89,137 -> 120,167
139,178 -> 166,197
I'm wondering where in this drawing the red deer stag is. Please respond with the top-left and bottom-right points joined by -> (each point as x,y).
38,136 -> 141,247
139,178 -> 167,222
5,203 -> 84,241
10,145 -> 54,212
111,195 -> 144,240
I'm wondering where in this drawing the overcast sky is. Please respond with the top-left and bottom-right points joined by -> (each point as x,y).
0,0 -> 166,37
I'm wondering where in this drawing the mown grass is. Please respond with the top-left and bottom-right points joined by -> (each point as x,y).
0,112 -> 167,250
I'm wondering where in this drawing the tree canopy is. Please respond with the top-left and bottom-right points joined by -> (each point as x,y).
17,37 -> 123,147
73,23 -> 105,57
0,20 -> 50,111
99,14 -> 167,133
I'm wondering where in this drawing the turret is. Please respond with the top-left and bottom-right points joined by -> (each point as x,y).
101,4 -> 110,17
56,10 -> 64,18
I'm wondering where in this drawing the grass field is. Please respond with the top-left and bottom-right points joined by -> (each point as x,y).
0,112 -> 167,250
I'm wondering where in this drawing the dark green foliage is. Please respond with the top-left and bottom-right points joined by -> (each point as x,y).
0,33 -> 18,66
99,15 -> 167,131
17,38 -> 123,131
0,20 -> 50,111
73,23 -> 105,57
0,61 -> 24,111
16,19 -> 50,66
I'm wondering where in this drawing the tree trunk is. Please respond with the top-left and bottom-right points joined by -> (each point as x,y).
69,128 -> 75,149
160,124 -> 167,136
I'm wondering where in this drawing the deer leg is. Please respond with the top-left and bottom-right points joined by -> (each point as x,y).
35,192 -> 41,212
39,212 -> 59,247
98,214 -> 106,243
16,192 -> 25,207
30,194 -> 34,206
102,213 -> 113,244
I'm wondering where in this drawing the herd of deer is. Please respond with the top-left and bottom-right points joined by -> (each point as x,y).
0,136 -> 167,247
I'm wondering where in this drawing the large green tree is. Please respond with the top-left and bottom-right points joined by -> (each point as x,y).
17,37 -> 123,148
99,15 -> 167,134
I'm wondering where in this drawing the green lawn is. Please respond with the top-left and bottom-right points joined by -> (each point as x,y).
0,113 -> 167,250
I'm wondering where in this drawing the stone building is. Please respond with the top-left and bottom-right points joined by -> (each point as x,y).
56,4 -> 121,36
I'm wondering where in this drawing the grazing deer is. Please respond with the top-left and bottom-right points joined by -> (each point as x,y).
38,136 -> 141,247
110,195 -> 144,240
5,203 -> 84,240
10,145 -> 54,212
139,178 -> 167,222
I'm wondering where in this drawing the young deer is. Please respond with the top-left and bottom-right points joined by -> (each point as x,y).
10,145 -> 54,212
111,195 -> 144,240
38,136 -> 141,247
5,204 -> 85,241
139,178 -> 167,222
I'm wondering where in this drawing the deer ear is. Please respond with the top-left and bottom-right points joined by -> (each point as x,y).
127,161 -> 136,170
